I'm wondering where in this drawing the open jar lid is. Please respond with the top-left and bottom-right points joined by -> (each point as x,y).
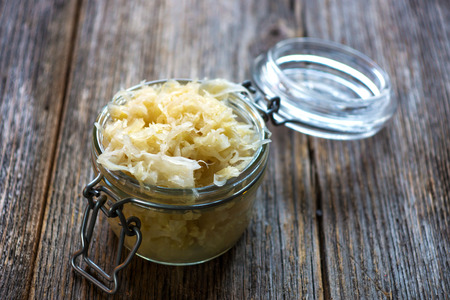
249,38 -> 396,140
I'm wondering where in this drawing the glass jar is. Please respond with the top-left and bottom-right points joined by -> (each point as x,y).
93,79 -> 269,265
72,79 -> 270,293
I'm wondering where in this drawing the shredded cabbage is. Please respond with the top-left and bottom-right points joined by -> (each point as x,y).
97,79 -> 266,188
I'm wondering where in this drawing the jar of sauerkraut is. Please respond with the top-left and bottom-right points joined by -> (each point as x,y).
95,79 -> 269,266
71,79 -> 270,294
72,38 -> 395,294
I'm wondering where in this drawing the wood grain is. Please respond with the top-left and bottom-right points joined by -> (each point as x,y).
0,0 -> 79,299
304,0 -> 450,298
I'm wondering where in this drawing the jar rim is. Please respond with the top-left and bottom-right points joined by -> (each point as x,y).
91,79 -> 270,207
266,37 -> 392,105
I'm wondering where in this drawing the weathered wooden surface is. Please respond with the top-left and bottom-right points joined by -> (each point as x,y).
0,0 -> 79,299
304,0 -> 450,298
0,0 -> 448,299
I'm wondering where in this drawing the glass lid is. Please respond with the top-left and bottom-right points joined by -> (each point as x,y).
250,38 -> 397,140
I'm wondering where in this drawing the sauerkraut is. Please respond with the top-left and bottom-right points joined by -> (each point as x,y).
97,79 -> 266,188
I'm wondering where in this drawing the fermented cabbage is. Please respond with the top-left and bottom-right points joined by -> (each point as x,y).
97,79 -> 267,188
108,179 -> 261,264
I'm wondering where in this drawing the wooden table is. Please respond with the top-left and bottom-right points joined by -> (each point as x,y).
1,0 -> 449,299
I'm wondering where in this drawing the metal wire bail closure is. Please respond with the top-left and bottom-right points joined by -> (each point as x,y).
242,80 -> 295,127
71,173 -> 142,294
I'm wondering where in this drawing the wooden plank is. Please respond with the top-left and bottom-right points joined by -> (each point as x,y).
0,0 -> 80,299
30,0 -> 323,299
303,0 -> 450,298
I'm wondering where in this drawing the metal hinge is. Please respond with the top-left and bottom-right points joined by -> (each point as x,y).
242,80 -> 303,127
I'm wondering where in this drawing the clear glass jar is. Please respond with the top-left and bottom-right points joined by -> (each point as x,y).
90,79 -> 270,265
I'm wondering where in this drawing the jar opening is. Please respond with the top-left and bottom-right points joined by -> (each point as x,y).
267,38 -> 391,105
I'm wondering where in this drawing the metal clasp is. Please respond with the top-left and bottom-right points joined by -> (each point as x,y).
71,173 -> 142,294
242,80 -> 301,127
